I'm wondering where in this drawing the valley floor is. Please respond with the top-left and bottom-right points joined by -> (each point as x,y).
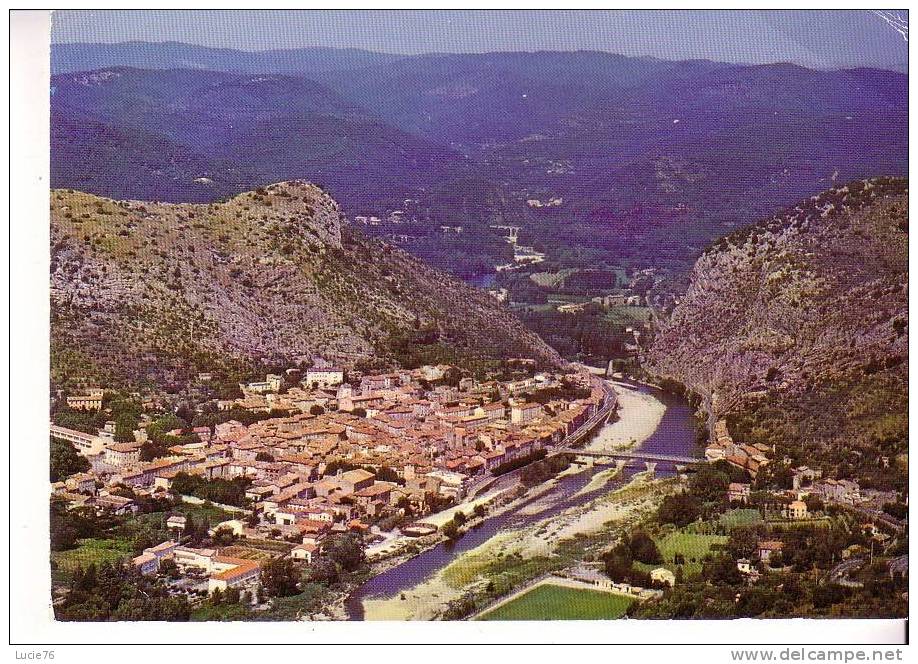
357,380 -> 679,620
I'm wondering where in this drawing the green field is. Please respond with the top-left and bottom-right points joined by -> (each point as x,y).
633,531 -> 728,578
51,537 -> 135,583
716,509 -> 764,530
478,583 -> 634,621
683,508 -> 763,534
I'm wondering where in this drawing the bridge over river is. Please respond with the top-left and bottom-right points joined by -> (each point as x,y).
555,448 -> 702,467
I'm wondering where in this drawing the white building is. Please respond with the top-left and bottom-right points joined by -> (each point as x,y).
305,367 -> 345,389
650,567 -> 676,587
50,424 -> 105,456
207,557 -> 261,594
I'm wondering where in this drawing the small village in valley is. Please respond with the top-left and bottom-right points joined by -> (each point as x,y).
49,353 -> 908,621
51,360 -> 627,618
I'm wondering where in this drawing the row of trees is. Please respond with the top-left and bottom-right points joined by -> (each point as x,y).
441,504 -> 488,540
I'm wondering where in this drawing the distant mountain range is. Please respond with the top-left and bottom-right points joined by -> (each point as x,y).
51,41 -> 403,76
50,42 -> 908,272
51,67 -> 463,206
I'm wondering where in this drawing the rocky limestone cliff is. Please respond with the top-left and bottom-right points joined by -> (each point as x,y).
645,178 -> 907,486
51,181 -> 561,392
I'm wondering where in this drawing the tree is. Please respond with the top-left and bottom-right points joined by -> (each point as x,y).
628,531 -> 662,565
56,561 -> 190,622
702,554 -> 743,585
603,549 -> 632,583
658,492 -> 702,527
812,583 -> 849,609
260,558 -> 300,598
50,437 -> 90,482
309,405 -> 325,416
183,514 -> 203,544
725,525 -> 762,559
689,464 -> 731,503
140,440 -> 171,461
50,507 -> 80,551
113,413 -> 138,443
50,500 -> 103,551
442,520 -> 460,540
211,526 -> 237,547
51,405 -> 98,434
307,558 -> 339,585
146,414 -> 186,444
170,472 -> 251,507
804,494 -> 825,514
322,533 -> 365,572
395,495 -> 414,516
158,558 -> 181,580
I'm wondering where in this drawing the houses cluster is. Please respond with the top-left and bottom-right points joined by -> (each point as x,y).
810,478 -> 862,505
131,539 -> 262,595
52,364 -> 613,538
704,420 -> 772,479
525,197 -> 563,208
591,292 -> 644,308
222,368 -> 346,413
561,565 -> 666,599
65,387 -> 104,411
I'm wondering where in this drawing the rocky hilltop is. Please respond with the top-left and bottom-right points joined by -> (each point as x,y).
646,178 -> 907,487
51,181 -> 560,392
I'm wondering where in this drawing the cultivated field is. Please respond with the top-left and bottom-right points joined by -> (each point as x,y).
218,546 -> 276,561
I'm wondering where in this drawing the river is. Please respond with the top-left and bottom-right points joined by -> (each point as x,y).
344,379 -> 698,620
